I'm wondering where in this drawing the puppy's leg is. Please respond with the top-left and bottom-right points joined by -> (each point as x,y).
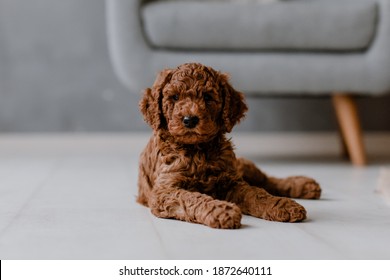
226,182 -> 306,222
150,187 -> 242,229
266,175 -> 321,199
236,158 -> 321,199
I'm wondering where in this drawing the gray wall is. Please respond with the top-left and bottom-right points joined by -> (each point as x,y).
1,0 -> 389,133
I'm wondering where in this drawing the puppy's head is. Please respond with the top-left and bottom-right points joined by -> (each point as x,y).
140,63 -> 247,144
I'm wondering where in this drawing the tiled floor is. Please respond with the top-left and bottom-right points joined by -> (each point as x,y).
0,134 -> 389,259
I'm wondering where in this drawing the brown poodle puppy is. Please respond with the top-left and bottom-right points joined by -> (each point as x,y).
138,62 -> 321,229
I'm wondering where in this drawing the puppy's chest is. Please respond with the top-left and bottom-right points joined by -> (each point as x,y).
162,149 -> 237,194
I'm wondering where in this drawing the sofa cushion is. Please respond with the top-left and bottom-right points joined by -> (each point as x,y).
141,0 -> 378,51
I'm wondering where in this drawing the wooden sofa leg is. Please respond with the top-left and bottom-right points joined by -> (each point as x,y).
332,93 -> 367,166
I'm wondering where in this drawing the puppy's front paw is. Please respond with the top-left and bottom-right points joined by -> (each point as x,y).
204,201 -> 242,229
267,198 -> 307,223
284,176 -> 322,199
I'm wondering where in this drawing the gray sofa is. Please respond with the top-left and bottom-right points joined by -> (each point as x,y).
106,0 -> 390,165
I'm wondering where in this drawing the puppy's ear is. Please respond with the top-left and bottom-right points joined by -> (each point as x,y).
139,69 -> 172,130
220,73 -> 248,133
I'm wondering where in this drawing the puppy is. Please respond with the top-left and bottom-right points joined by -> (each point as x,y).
138,62 -> 321,229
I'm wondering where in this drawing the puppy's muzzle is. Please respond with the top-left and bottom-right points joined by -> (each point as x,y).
183,116 -> 199,129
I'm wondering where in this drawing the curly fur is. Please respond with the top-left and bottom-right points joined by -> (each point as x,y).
138,62 -> 321,229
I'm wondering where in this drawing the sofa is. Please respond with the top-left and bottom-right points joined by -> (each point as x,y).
106,0 -> 390,165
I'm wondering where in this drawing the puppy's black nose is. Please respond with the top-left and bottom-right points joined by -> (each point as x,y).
183,116 -> 199,128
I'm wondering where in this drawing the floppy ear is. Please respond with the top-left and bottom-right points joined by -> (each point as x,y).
220,73 -> 248,133
139,69 -> 172,131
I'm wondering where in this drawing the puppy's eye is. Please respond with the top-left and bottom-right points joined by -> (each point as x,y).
172,94 -> 179,101
204,93 -> 213,102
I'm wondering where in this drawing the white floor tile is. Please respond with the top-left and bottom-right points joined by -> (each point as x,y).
0,134 -> 389,259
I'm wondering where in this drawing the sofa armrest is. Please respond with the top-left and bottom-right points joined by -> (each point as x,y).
368,0 -> 390,90
106,0 -> 152,91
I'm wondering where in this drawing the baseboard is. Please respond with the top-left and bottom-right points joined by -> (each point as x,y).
231,132 -> 390,158
0,132 -> 389,158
